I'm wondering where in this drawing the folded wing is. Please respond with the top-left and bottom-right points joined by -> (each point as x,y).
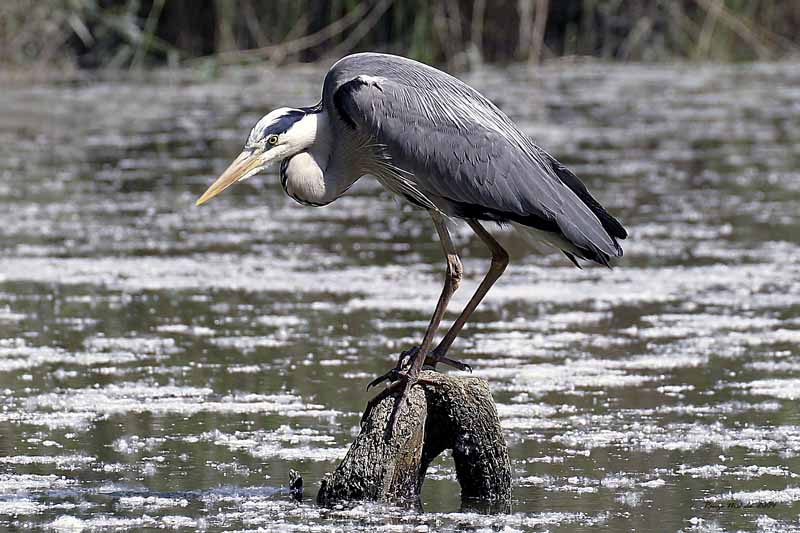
325,53 -> 626,265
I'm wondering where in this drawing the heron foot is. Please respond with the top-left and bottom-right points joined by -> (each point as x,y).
425,353 -> 472,373
366,345 -> 472,391
366,346 -> 417,390
361,370 -> 440,438
410,345 -> 472,373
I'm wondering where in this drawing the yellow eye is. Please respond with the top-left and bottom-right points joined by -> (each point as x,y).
267,135 -> 278,146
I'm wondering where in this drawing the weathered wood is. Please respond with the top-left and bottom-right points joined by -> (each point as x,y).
419,372 -> 512,502
317,370 -> 511,508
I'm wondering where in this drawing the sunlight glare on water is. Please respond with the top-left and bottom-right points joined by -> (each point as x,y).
0,61 -> 799,532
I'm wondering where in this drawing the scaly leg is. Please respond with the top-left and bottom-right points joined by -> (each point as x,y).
370,219 -> 510,383
368,211 -> 462,435
424,219 -> 509,369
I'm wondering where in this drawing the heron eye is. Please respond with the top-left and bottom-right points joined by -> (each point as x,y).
266,134 -> 278,146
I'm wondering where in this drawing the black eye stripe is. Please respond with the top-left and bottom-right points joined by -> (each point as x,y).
263,110 -> 305,137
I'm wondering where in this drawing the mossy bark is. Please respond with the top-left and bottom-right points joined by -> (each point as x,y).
317,371 -> 511,508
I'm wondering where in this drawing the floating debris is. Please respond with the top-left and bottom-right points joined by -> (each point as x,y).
1,60 -> 799,531
288,469 -> 303,502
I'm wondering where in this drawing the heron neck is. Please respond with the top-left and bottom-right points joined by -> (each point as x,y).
281,110 -> 361,206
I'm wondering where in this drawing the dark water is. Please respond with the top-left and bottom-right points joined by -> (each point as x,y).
1,60 -> 799,532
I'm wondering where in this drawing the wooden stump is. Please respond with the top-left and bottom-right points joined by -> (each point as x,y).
317,371 -> 512,509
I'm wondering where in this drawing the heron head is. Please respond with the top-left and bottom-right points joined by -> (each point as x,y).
196,107 -> 318,205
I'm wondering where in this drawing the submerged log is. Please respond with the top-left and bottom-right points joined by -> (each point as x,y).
317,371 -> 512,508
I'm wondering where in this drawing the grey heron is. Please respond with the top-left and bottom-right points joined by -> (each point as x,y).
196,53 -> 627,426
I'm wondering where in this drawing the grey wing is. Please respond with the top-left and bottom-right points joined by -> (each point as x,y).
326,54 -> 625,263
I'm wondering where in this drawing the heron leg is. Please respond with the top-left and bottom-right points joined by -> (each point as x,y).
366,346 -> 470,392
361,372 -> 440,426
365,346 -> 417,390
424,219 -> 509,370
382,345 -> 471,373
401,211 -> 462,375
367,211 -> 462,435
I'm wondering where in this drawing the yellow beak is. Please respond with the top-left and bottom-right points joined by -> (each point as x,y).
196,150 -> 267,206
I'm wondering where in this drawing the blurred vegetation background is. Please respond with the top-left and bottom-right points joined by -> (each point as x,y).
1,0 -> 799,72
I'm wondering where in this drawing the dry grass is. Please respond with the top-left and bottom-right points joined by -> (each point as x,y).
0,0 -> 798,72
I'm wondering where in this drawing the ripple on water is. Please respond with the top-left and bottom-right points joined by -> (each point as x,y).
2,61 -> 800,531
553,421 -> 800,455
24,383 -> 343,430
199,426 -> 347,462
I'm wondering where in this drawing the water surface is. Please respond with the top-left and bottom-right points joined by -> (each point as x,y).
1,60 -> 799,532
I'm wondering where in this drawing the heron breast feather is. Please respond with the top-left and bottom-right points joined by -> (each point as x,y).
281,152 -> 330,207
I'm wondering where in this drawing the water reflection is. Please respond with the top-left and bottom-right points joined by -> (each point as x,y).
1,61 -> 799,531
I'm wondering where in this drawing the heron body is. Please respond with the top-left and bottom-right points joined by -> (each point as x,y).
197,53 -> 627,428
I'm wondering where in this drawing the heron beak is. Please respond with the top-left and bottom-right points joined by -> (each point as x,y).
195,150 -> 268,206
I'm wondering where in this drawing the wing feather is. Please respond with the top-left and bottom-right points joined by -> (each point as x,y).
325,53 -> 626,263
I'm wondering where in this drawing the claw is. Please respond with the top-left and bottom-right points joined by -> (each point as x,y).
386,377 -> 415,437
366,346 -> 420,390
436,355 -> 472,372
401,346 -> 420,359
362,368 -> 451,439
366,368 -> 399,390
361,374 -> 412,427
364,344 -> 473,437
361,382 -> 398,425
423,350 -> 472,373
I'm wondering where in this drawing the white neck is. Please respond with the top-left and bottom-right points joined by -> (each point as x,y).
280,111 -> 362,206
290,112 -> 325,152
